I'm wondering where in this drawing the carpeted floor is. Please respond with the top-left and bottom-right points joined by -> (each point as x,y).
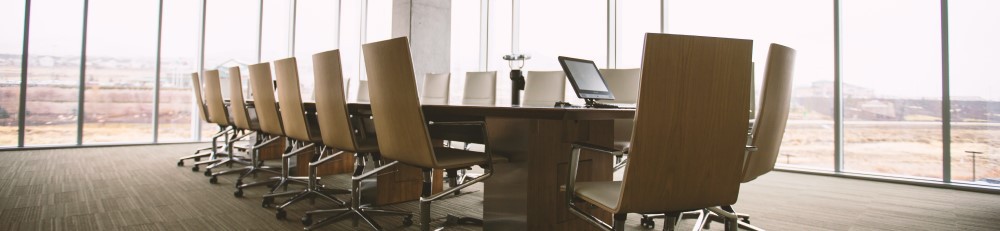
1,143 -> 998,230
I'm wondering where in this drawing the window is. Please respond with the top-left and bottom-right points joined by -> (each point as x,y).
359,0 -> 391,94
667,0 -> 836,170
158,0 -> 201,142
341,0 -> 362,102
0,0 -> 25,146
841,0 -> 943,179
520,0 -> 606,105
488,0 -> 512,105
451,0 -> 482,104
616,0 -> 658,69
948,0 -> 1000,185
261,0 -> 293,62
83,0 -> 159,143
24,0 -> 85,145
203,0 -> 259,141
294,0 -> 340,102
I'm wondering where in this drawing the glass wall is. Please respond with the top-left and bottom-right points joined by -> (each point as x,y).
295,0 -> 340,102
948,0 -> 1000,185
202,0 -> 259,140
24,0 -> 85,146
0,1 -> 25,146
521,0 -> 606,105
82,0 -> 158,143
360,0 -> 392,93
340,0 -> 362,102
451,0 -> 482,104
841,0 -> 943,179
617,0 -> 659,69
261,0 -> 292,63
158,0 -> 201,142
488,0 -> 513,106
667,0 -> 836,170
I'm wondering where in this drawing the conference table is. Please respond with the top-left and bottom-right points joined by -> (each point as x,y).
348,103 -> 633,230
245,100 -> 634,230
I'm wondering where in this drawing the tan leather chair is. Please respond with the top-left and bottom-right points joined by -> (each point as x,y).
599,68 -> 641,169
522,71 -> 566,107
363,37 -> 507,231
699,43 -> 796,231
461,71 -> 497,106
177,72 -> 227,169
192,70 -> 243,174
235,62 -> 303,196
355,79 -> 371,103
421,73 -> 450,105
302,49 -> 414,230
262,57 -> 349,220
564,33 -> 753,231
209,66 -> 281,191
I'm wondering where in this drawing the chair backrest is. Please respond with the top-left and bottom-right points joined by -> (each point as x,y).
362,37 -> 437,168
462,71 -> 497,106
599,68 -> 641,104
356,80 -> 371,103
421,73 -> 450,105
190,73 -> 210,123
228,66 -> 253,130
617,33 -> 753,214
248,62 -> 285,136
202,70 -> 230,126
312,50 -> 360,151
522,71 -> 566,107
600,68 -> 641,147
274,57 -> 317,142
742,44 -> 796,183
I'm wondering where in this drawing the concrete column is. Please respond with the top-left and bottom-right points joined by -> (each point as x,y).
392,0 -> 450,93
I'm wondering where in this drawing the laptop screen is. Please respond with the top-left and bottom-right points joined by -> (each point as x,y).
558,56 -> 615,101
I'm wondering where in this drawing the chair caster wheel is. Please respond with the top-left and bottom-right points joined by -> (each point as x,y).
233,189 -> 244,198
191,166 -> 199,172
177,161 -> 184,166
301,215 -> 312,226
204,169 -> 212,176
275,209 -> 286,220
262,197 -> 274,208
640,217 -> 655,229
209,176 -> 218,184
403,215 -> 414,226
194,157 -> 200,162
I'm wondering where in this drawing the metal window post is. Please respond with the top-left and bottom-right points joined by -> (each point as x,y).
17,0 -> 31,147
833,0 -> 844,172
479,0 -> 488,71
940,0 -> 952,183
153,0 -> 164,143
77,0 -> 90,145
607,0 -> 617,69
195,0 -> 207,141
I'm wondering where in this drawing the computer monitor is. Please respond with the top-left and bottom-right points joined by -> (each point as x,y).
558,56 -> 615,103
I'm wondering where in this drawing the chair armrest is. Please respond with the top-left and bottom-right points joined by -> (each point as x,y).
571,142 -> 623,156
427,121 -> 486,126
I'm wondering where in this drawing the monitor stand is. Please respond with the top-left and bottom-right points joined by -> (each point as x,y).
584,99 -> 619,108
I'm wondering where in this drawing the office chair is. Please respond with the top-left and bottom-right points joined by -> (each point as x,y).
363,37 -> 507,231
177,72 -> 227,168
262,57 -> 349,220
421,73 -> 451,105
209,66 -> 282,189
461,71 -> 497,106
190,70 -> 243,174
302,49 -> 414,230
699,43 -> 796,231
234,62 -> 305,196
522,71 -> 566,107
599,68 -> 640,169
564,33 -> 753,231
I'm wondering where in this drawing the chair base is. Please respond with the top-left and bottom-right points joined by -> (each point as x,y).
304,204 -> 413,230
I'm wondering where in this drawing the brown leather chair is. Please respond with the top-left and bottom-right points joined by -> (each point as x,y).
564,33 -> 754,231
176,72 -> 226,169
698,43 -> 796,231
302,49 -> 413,230
208,66 -> 281,189
262,57 -> 349,220
362,37 -> 507,231
190,70 -> 243,174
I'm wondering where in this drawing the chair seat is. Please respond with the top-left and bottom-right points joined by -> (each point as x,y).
576,181 -> 622,212
433,147 -> 508,169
